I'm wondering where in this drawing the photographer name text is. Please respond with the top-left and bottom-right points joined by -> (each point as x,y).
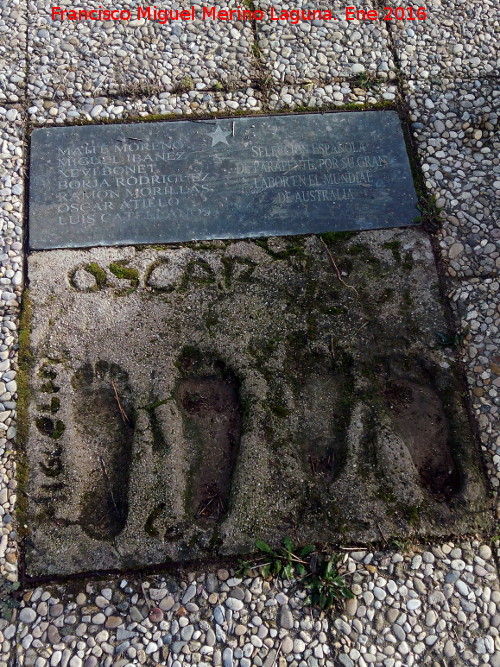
51,5 -> 428,24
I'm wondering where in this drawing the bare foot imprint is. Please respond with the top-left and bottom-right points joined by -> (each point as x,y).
175,351 -> 242,522
72,361 -> 135,540
384,377 -> 460,502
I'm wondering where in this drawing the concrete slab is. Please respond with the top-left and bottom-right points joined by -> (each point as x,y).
27,0 -> 255,104
389,0 -> 499,80
254,0 -> 396,84
406,78 -> 499,278
448,277 -> 500,501
0,0 -> 26,103
22,230 -> 492,577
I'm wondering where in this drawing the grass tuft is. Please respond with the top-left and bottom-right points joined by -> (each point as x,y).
238,538 -> 353,610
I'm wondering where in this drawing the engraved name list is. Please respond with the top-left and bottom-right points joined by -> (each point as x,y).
29,112 -> 418,249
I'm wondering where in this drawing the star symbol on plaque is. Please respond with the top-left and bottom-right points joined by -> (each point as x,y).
207,125 -> 231,147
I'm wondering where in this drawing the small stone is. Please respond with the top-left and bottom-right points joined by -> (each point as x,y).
214,606 -> 225,625
159,595 -> 175,611
451,559 -> 466,571
281,636 -> 293,654
479,545 -> 492,560
229,587 -> 245,600
351,64 -> 365,74
149,607 -> 164,623
50,604 -> 64,618
399,641 -> 410,655
223,647 -> 233,667
411,555 -> 422,569
47,625 -> 61,644
149,588 -> 167,601
444,639 -> 456,658
19,608 -> 37,624
182,583 -> 197,604
425,610 -> 437,626
345,598 -> 357,616
225,597 -> 243,611
293,638 -> 305,653
448,243 -> 464,260
116,629 -> 137,641
278,605 -> 293,629
455,580 -> 469,596
476,637 -> 490,656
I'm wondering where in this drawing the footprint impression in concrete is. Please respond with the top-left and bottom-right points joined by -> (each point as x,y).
72,361 -> 135,540
383,363 -> 461,503
175,349 -> 242,524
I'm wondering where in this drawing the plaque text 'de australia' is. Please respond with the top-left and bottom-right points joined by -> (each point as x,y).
29,111 -> 418,250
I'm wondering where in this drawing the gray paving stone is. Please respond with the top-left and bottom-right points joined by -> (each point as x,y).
390,0 -> 499,80
255,0 -> 396,85
406,78 -> 499,278
23,232 -> 492,577
448,278 -> 500,496
27,0 -> 255,105
0,0 -> 26,103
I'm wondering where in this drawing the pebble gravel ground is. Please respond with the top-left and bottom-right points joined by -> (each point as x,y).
5,541 -> 500,667
450,278 -> 500,499
0,0 -> 26,104
27,0 -> 255,102
389,0 -> 499,79
27,89 -> 265,124
267,81 -> 400,111
406,78 -> 499,278
255,0 -> 396,84
0,0 -> 499,665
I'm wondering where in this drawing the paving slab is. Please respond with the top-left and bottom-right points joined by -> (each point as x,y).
0,0 -> 26,103
25,81 -> 400,125
27,0 -> 255,105
13,539 -> 500,666
449,277 -> 500,502
27,88 -> 265,125
255,0 -> 396,85
23,230 -> 492,576
389,0 -> 499,80
267,80 -> 399,110
0,115 -> 25,312
406,78 -> 499,278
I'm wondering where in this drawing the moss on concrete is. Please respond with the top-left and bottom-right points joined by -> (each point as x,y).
84,263 -> 107,288
16,290 -> 34,538
109,261 -> 139,285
